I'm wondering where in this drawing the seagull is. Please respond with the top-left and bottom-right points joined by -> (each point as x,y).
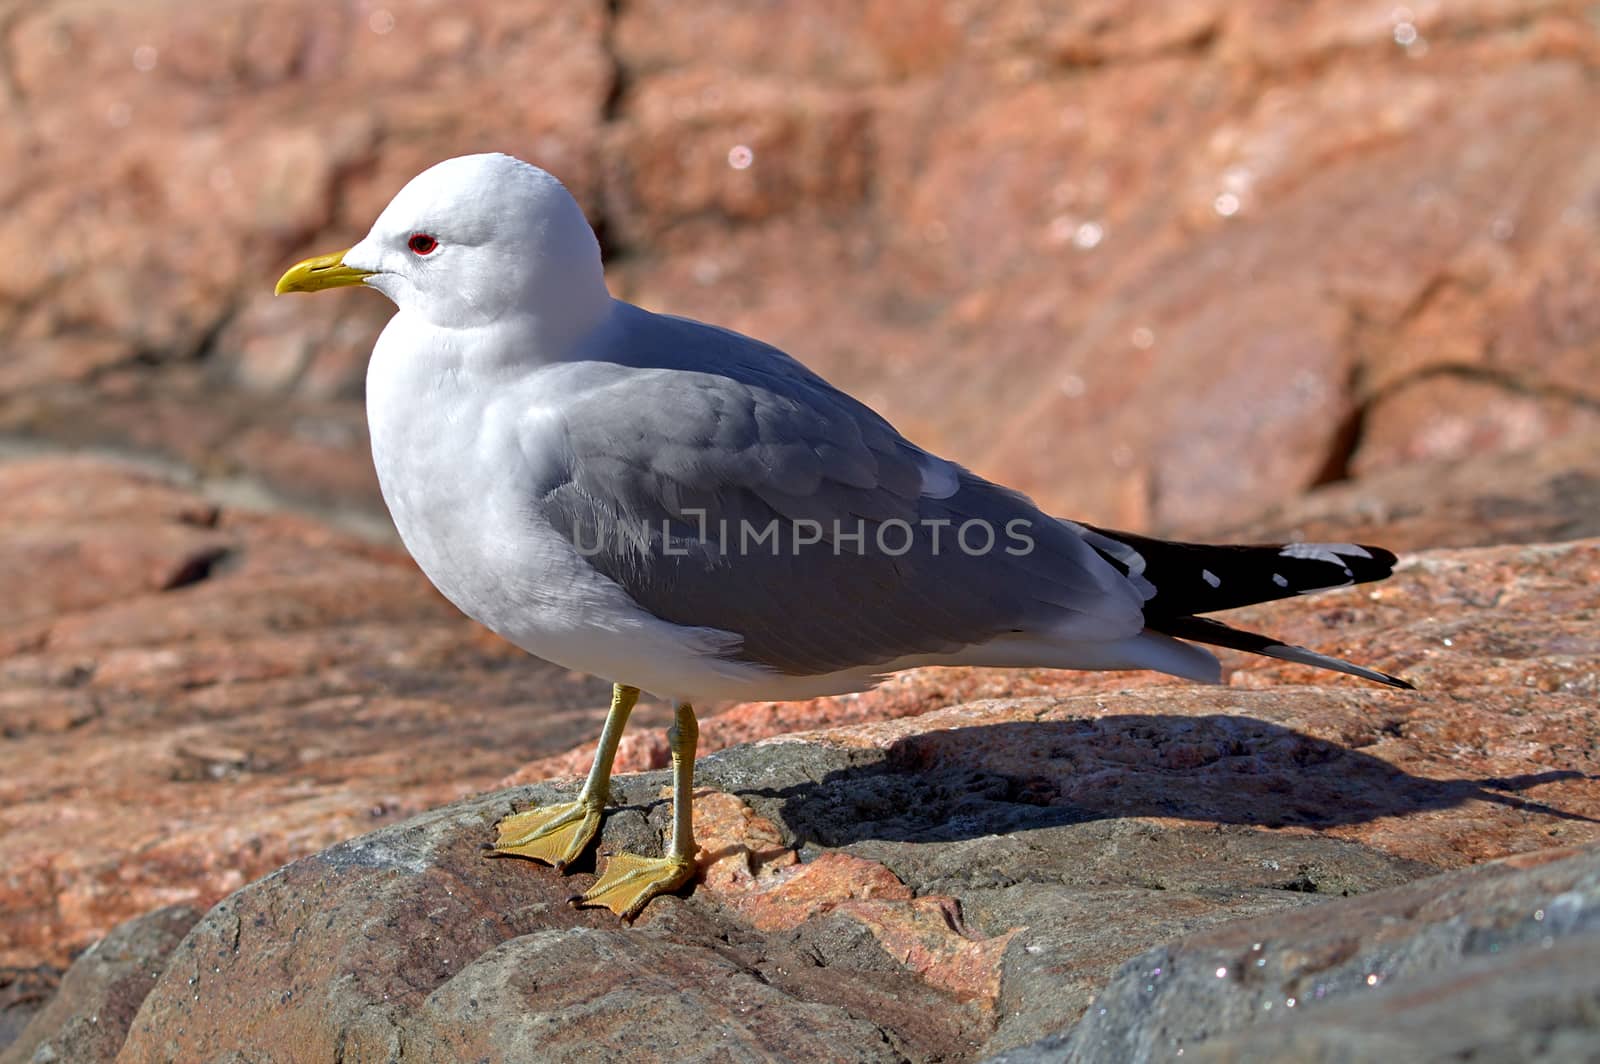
276,152 -> 1412,919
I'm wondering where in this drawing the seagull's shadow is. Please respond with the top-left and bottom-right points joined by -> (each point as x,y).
748,714 -> 1596,848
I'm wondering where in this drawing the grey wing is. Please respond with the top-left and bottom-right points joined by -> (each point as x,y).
520,342 -> 1144,676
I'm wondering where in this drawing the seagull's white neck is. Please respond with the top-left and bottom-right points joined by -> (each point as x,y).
518,269 -> 614,356
375,296 -> 620,392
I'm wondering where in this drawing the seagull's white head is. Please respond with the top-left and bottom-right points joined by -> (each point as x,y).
276,153 -> 609,333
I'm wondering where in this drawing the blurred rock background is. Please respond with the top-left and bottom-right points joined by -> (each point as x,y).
5,0 -> 1597,532
2,1 -> 1598,1060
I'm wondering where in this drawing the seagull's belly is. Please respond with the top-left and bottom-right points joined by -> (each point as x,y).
381,465 -> 746,694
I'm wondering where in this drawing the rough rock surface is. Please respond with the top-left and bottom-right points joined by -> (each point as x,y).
1221,428 -> 1600,553
10,527 -> 1598,1060
3,0 -> 1598,529
4,2 -> 1600,1056
1046,846 -> 1600,1063
9,436 -> 1588,990
0,456 -> 621,978
0,905 -> 198,1064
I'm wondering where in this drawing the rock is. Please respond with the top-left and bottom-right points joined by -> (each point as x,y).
1217,430 -> 1600,552
4,1 -> 1598,528
512,2 -> 1600,532
114,779 -> 985,1064
4,406 -> 1597,1057
7,4 -> 1600,1056
0,456 -> 227,627
1351,377 -> 1600,484
0,905 -> 199,1064
1046,846 -> 1600,1063
0,969 -> 56,1060
1,0 -> 613,513
0,456 -> 620,974
16,522 -> 1598,1059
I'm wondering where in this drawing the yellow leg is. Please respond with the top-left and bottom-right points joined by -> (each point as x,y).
575,700 -> 699,920
491,683 -> 638,869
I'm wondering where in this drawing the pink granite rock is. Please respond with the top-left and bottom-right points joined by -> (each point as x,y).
3,0 -> 1597,527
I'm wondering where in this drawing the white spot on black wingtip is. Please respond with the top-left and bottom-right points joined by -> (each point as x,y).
1272,573 -> 1289,588
1280,542 -> 1372,567
1202,569 -> 1221,588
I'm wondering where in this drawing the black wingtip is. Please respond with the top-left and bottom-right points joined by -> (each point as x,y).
1373,670 -> 1416,691
1268,646 -> 1417,691
1080,525 -> 1404,617
1353,543 -> 1399,578
1152,615 -> 1415,691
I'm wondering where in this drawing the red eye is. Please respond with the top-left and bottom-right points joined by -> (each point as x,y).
408,233 -> 438,255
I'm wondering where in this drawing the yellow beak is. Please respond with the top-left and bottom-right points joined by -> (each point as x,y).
274,249 -> 375,295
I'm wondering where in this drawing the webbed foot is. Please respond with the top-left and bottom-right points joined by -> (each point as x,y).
573,851 -> 696,920
491,799 -> 605,869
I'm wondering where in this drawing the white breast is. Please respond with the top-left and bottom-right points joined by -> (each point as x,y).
362,311 -> 771,702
